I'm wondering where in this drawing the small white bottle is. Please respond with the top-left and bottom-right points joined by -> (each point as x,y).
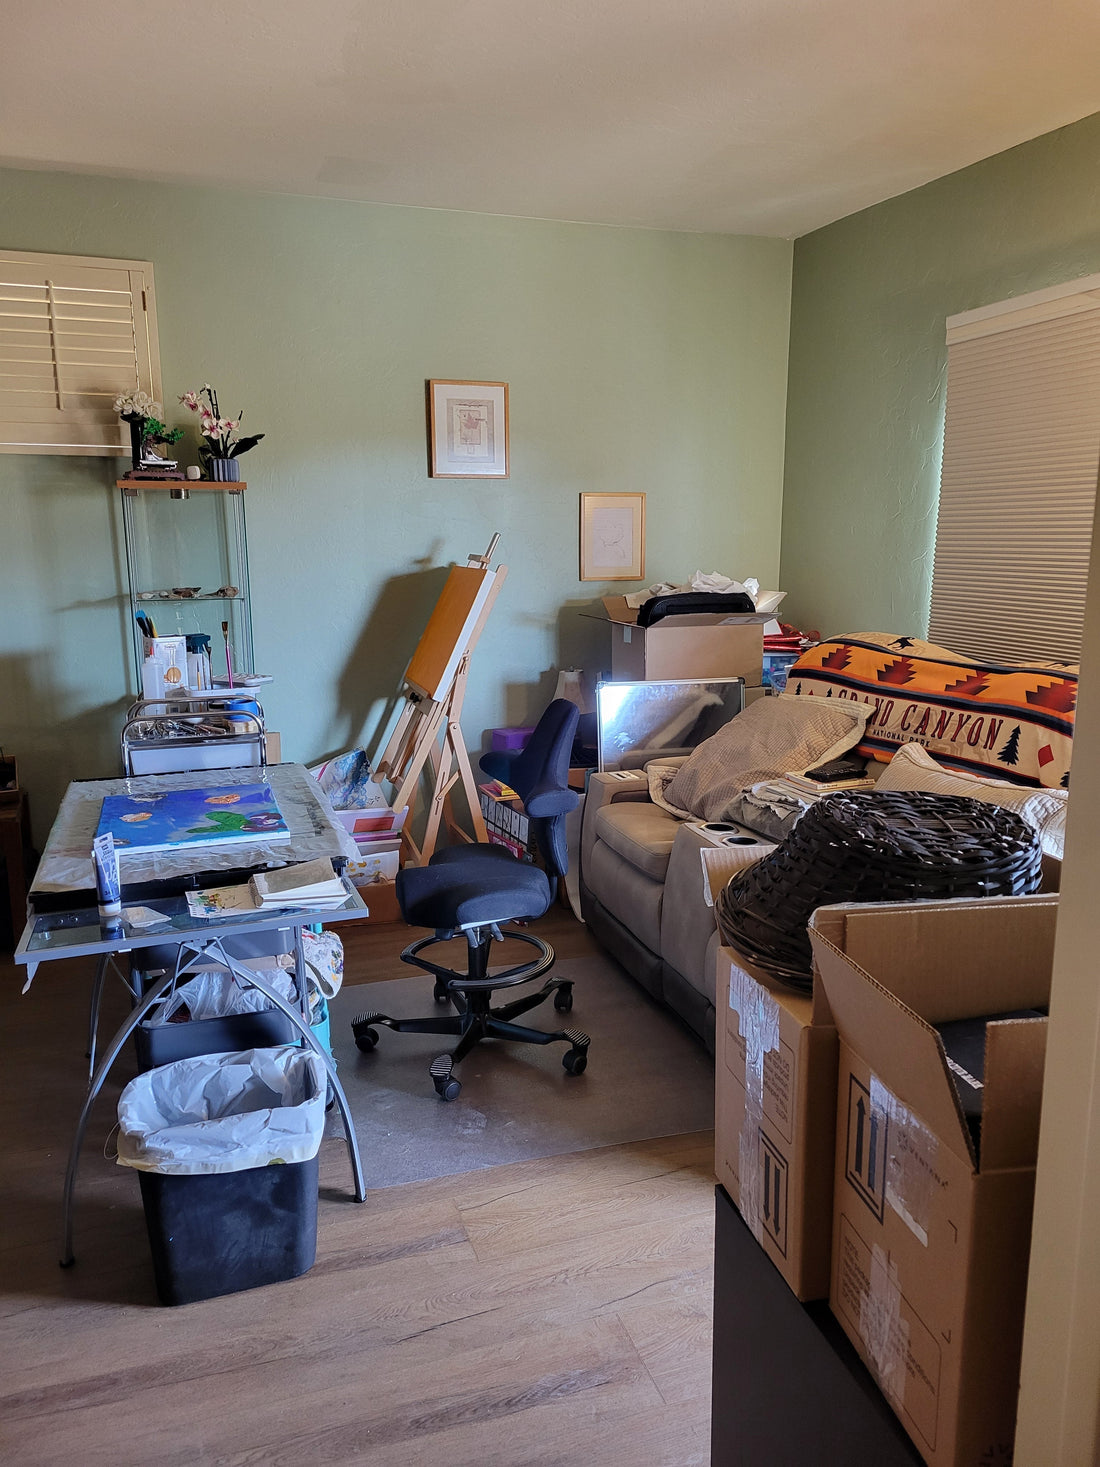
142,656 -> 163,700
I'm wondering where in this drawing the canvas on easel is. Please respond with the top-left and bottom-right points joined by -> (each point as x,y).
373,536 -> 507,866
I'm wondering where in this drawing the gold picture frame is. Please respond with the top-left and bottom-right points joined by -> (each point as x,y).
579,492 -> 646,581
428,380 -> 509,478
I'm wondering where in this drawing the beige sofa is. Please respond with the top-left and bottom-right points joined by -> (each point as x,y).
579,773 -> 771,1052
579,642 -> 1073,1053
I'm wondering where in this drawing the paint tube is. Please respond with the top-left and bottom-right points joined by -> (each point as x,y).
93,832 -> 122,919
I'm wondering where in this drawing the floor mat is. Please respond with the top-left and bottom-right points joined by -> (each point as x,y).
325,952 -> 715,1189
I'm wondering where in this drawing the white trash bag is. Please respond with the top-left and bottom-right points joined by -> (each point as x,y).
148,966 -> 298,1026
117,1046 -> 325,1176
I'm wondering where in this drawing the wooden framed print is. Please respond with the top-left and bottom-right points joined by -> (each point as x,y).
580,492 -> 646,581
428,380 -> 509,477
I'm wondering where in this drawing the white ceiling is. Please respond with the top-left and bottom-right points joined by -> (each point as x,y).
4,0 -> 1100,238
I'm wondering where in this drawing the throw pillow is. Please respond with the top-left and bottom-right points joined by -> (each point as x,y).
662,695 -> 872,823
785,633 -> 1077,789
876,742 -> 1068,859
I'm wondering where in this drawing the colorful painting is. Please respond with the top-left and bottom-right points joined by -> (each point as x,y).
96,783 -> 290,855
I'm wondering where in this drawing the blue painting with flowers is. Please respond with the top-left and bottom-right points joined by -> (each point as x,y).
96,783 -> 290,854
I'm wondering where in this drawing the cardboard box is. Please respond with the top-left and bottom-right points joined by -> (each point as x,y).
714,945 -> 839,1301
355,877 -> 402,923
809,896 -> 1057,1467
595,596 -> 767,683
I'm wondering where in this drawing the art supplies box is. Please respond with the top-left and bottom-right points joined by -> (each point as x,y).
592,596 -> 768,684
714,945 -> 838,1301
478,780 -> 535,862
345,840 -> 401,885
809,895 -> 1057,1467
331,804 -> 407,838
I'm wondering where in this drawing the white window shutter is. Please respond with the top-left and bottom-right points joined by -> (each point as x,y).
931,277 -> 1100,664
0,250 -> 162,455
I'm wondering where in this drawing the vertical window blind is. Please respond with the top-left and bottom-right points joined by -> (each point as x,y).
931,276 -> 1100,664
0,250 -> 161,456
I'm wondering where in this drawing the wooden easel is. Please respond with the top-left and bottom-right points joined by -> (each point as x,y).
372,536 -> 507,866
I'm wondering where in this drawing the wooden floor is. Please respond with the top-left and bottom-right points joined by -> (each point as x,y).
0,912 -> 716,1466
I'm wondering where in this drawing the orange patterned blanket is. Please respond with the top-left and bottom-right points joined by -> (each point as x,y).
786,634 -> 1076,789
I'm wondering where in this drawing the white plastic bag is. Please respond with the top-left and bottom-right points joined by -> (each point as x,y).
116,1047 -> 325,1175
150,965 -> 297,1026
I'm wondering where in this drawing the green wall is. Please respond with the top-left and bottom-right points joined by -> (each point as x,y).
782,111 -> 1100,638
0,169 -> 793,843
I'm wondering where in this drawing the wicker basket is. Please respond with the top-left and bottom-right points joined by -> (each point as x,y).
716,790 -> 1042,993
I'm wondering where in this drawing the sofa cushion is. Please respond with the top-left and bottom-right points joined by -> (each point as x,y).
876,741 -> 1068,859
593,799 -> 680,881
786,633 -> 1077,789
588,838 -> 665,954
663,694 -> 871,822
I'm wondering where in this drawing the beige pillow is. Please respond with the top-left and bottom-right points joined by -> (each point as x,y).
876,742 -> 1068,859
662,694 -> 873,822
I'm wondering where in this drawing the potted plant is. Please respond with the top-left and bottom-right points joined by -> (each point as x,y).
114,391 -> 184,476
179,385 -> 265,481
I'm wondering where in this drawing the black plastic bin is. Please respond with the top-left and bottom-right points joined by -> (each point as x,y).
138,1154 -> 319,1306
117,1047 -> 325,1306
131,961 -> 297,1071
134,1008 -> 296,1071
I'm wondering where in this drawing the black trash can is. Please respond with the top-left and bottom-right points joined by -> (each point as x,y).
138,1154 -> 319,1305
117,1047 -> 325,1306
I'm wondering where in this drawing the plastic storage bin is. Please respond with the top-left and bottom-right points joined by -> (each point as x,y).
135,1008 -> 295,1071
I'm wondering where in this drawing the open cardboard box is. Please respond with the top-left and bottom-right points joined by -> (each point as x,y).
588,596 -> 768,683
809,894 -> 1057,1467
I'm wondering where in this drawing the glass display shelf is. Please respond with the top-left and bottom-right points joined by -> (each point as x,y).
118,480 -> 255,694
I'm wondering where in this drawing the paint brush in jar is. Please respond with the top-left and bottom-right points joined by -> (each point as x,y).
221,620 -> 234,688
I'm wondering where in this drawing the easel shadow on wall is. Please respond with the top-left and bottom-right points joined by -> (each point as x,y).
333,563 -> 450,762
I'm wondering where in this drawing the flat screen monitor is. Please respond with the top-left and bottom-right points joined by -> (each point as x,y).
596,677 -> 745,773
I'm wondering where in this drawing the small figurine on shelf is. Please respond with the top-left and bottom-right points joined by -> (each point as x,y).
114,392 -> 185,479
179,384 -> 264,482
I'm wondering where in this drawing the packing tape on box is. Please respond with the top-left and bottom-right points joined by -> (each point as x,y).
728,960 -> 781,1242
870,1075 -> 938,1248
860,1242 -> 910,1411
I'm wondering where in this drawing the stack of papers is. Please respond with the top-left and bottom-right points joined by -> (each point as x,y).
781,772 -> 877,796
251,858 -> 346,907
186,859 -> 348,919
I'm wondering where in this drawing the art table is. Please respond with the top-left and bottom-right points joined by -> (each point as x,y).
14,765 -> 372,1266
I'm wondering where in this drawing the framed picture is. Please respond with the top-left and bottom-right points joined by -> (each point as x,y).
579,492 -> 646,581
428,380 -> 509,477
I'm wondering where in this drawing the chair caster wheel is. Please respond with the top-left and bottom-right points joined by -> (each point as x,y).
562,1048 -> 587,1076
553,984 -> 573,1013
354,1027 -> 379,1053
433,982 -> 449,1003
430,1054 -> 460,1100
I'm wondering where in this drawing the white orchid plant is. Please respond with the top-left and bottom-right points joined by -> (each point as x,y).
179,384 -> 265,460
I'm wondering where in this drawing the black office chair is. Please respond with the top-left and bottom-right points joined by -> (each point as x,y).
351,699 -> 589,1099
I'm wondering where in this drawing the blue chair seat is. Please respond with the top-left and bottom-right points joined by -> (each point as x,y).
397,857 -> 551,930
